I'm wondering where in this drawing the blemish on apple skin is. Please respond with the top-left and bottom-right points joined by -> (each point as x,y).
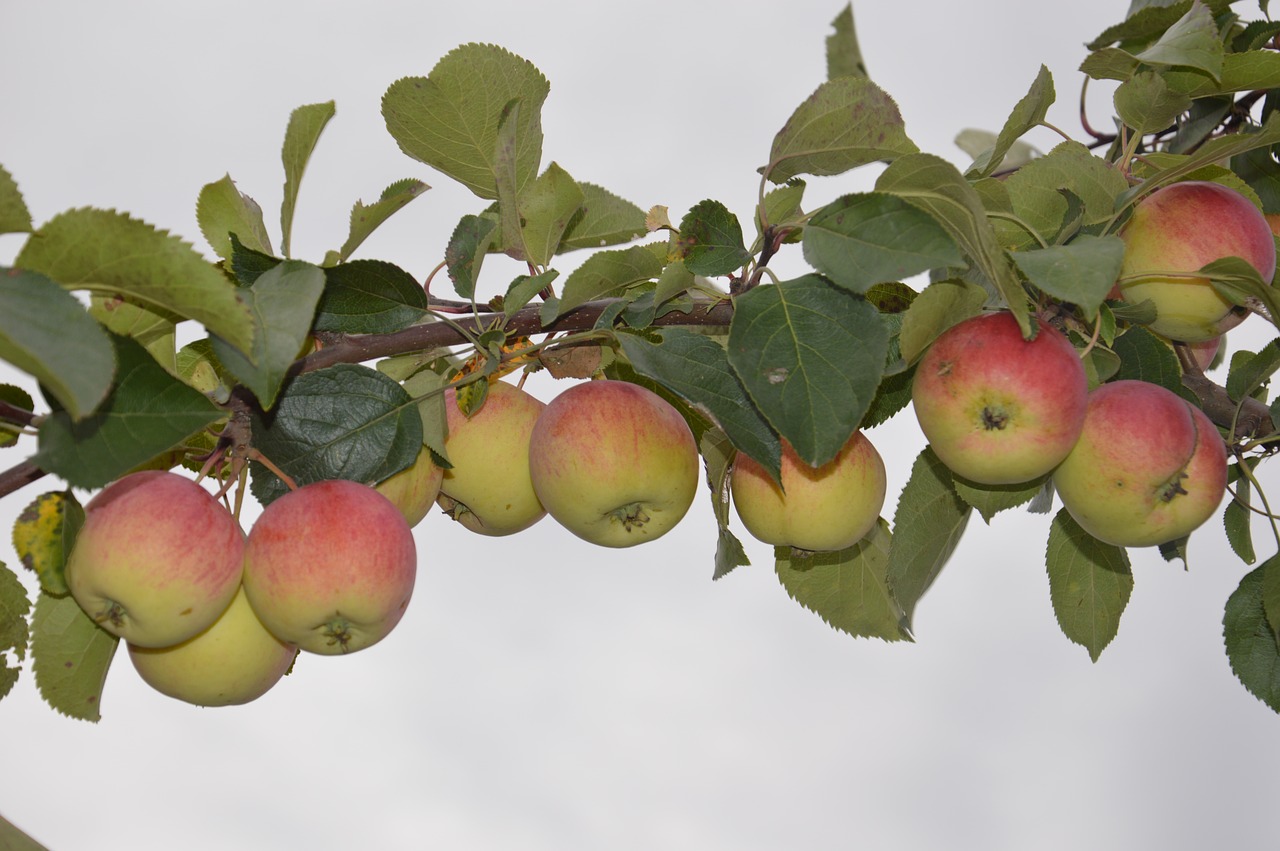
179,608 -> 193,616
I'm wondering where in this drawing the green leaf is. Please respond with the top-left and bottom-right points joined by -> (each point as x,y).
617,328 -> 781,480
956,131 -> 1040,176
1111,325 -> 1186,396
505,270 -> 558,318
0,562 -> 30,701
557,182 -> 648,253
966,65 -> 1055,179
699,428 -> 751,580
765,76 -> 917,184
314,259 -> 430,334
0,164 -> 33,235
30,591 -> 119,722
1227,339 -> 1280,402
400,366 -> 450,461
555,244 -> 664,318
992,141 -> 1130,251
15,207 -> 254,355
211,260 -> 326,409
382,44 -> 548,199
1133,0 -> 1224,81
1010,234 -> 1127,319
1206,256 -> 1280,332
1225,460 -> 1257,565
280,101 -> 336,258
1224,560 -> 1280,713
0,384 -> 33,448
876,154 -> 1030,335
494,99 -> 527,261
1046,509 -> 1134,662
196,174 -> 274,261
1263,556 -> 1280,643
825,3 -> 867,79
1114,71 -> 1193,135
445,214 -> 500,300
12,490 -> 83,597
758,179 -> 807,236
228,234 -> 281,287
249,363 -> 423,505
1165,50 -> 1280,98
727,275 -> 887,467
896,279 -> 987,364
89,294 -> 178,370
331,178 -> 429,265
953,475 -> 1049,524
802,192 -> 964,293
677,200 -> 751,277
0,268 -> 114,420
519,163 -> 585,267
886,447 -> 971,632
775,521 -> 910,642
35,334 -> 224,489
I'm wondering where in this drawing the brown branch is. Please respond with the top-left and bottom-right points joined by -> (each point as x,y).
292,297 -> 736,376
0,459 -> 47,498
1175,343 -> 1275,442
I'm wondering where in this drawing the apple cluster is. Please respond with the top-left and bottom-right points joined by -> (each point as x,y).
904,180 -> 1270,548
433,377 -> 702,548
65,471 -> 417,707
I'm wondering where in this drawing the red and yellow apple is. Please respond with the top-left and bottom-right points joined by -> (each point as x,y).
1116,181 -> 1276,343
65,470 -> 245,648
911,311 -> 1088,485
528,380 -> 699,548
731,432 -> 886,552
128,585 -> 298,707
242,479 -> 417,655
1052,379 -> 1228,547
375,445 -> 443,528
436,380 -> 546,536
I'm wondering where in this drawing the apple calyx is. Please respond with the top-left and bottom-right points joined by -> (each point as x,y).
981,405 -> 1010,430
319,616 -> 356,652
608,502 -> 652,532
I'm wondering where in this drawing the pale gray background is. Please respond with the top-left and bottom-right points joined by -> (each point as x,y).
2,2 -> 1279,849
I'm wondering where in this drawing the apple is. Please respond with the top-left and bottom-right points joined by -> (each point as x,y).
1052,379 -> 1228,547
65,470 -> 245,648
375,445 -> 443,527
1116,180 -> 1276,343
436,380 -> 546,536
910,311 -> 1088,485
128,585 -> 298,707
1186,335 -> 1223,373
242,479 -> 417,655
528,380 -> 699,548
731,432 -> 886,552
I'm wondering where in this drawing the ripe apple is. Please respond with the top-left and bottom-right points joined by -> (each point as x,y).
242,479 -> 417,655
910,311 -> 1088,485
436,380 -> 546,536
528,380 -> 699,548
1116,180 -> 1276,343
375,445 -> 443,527
1052,379 -> 1228,547
128,585 -> 298,707
1186,335 -> 1223,372
731,432 -> 886,552
65,470 -> 245,648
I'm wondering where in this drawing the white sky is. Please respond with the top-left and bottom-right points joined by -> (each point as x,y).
3,1 -> 1280,849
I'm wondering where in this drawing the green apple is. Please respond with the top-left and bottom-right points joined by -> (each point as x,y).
1052,379 -> 1228,547
375,445 -> 443,527
129,585 -> 298,707
731,432 -> 886,552
436,380 -> 546,536
66,470 -> 245,648
911,311 -> 1088,485
528,380 -> 699,548
242,479 -> 417,655
1116,180 -> 1276,343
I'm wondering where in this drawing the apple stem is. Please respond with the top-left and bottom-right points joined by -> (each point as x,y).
248,450 -> 298,492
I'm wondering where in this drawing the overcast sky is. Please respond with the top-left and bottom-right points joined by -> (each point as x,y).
3,1 -> 1280,849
